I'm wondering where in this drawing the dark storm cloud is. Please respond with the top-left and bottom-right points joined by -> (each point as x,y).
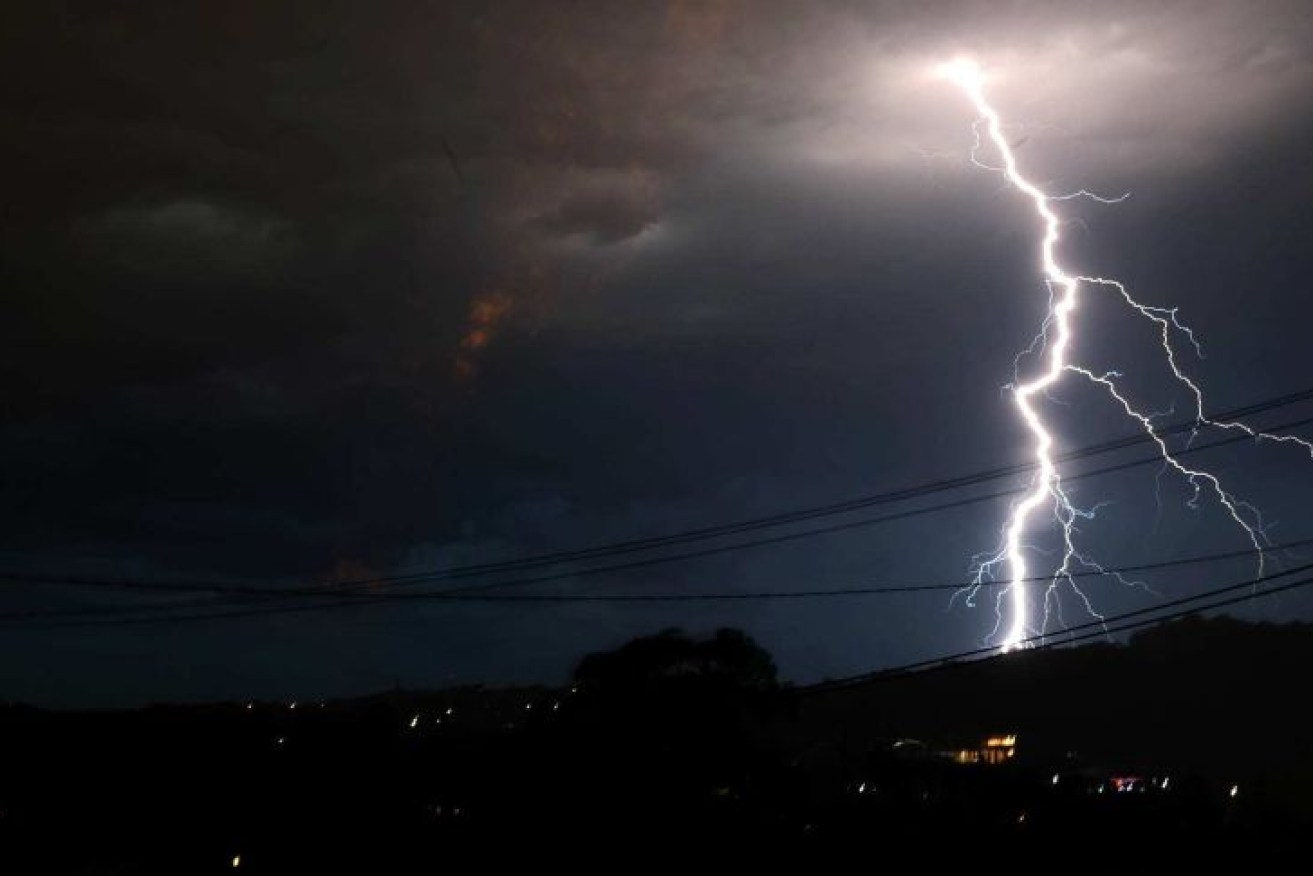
3,0 -> 1313,704
528,171 -> 663,244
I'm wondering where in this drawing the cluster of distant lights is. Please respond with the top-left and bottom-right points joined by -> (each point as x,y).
227,696 -> 1246,866
228,696 -> 499,870
872,735 -> 1244,805
409,706 -> 456,729
229,699 -> 1236,869
1050,773 -> 1241,801
238,688 -> 581,749
244,700 -> 325,711
1071,774 -> 1172,794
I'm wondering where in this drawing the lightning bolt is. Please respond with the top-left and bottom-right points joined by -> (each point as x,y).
938,59 -> 1313,652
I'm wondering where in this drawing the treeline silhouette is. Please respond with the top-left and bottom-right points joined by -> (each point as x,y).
0,617 -> 1309,872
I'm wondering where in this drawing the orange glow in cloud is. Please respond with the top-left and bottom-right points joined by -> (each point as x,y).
454,291 -> 514,381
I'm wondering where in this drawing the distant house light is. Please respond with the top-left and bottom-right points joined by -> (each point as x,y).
1110,776 -> 1143,793
953,733 -> 1018,765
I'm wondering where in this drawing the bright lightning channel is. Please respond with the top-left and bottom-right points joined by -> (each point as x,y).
937,59 -> 1313,652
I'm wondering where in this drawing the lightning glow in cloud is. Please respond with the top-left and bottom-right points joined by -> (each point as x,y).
938,59 -> 1313,651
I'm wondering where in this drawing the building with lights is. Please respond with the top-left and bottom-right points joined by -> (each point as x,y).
951,734 -> 1017,766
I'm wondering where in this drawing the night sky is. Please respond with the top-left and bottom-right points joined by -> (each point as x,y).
4,1 -> 1313,707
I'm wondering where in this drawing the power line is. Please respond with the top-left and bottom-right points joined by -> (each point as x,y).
5,408 -> 1311,624
302,388 -> 1313,592
11,532 -> 1308,622
425,535 -> 1313,601
6,388 -> 1310,603
358,410 -> 1313,599
804,558 -> 1313,693
5,523 -> 1313,632
1,392 -> 1309,637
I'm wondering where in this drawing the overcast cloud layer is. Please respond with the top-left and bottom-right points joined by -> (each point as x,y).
3,1 -> 1313,705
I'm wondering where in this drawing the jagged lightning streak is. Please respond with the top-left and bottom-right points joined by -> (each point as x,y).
938,59 -> 1313,652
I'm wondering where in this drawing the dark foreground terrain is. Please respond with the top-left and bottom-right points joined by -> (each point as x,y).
1,617 -> 1309,873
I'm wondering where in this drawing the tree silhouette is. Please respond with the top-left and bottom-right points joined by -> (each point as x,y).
574,627 -> 777,695
552,628 -> 783,827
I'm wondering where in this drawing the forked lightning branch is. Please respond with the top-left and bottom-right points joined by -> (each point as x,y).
938,59 -> 1313,651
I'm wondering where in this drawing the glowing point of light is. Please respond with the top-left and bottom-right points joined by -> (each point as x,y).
941,60 -> 1313,650
409,715 -> 419,729
232,855 -> 241,868
1051,774 -> 1060,785
937,57 -> 984,89
1229,784 -> 1239,798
